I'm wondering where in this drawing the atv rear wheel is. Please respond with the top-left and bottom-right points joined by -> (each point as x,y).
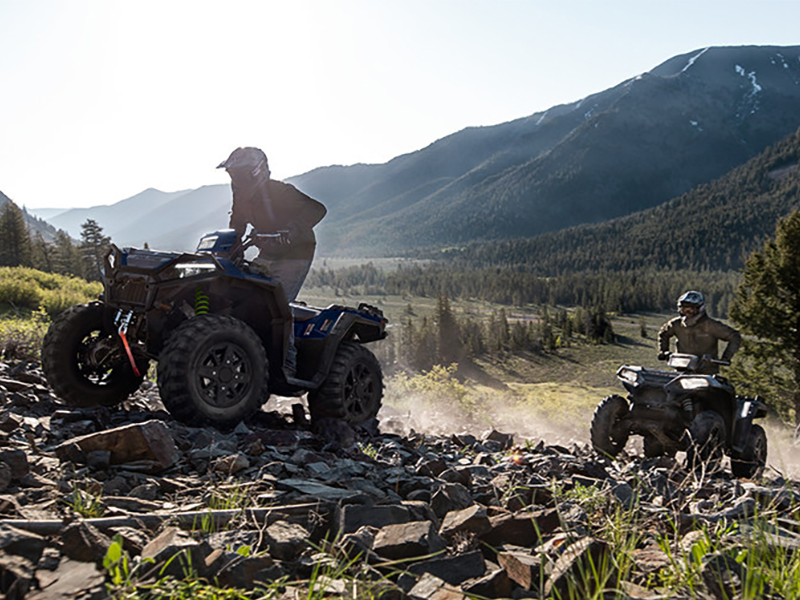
307,341 -> 382,426
591,395 -> 630,457
730,424 -> 767,479
685,411 -> 726,472
157,315 -> 268,428
42,303 -> 148,407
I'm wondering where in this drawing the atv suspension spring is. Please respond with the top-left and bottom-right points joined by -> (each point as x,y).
194,288 -> 210,316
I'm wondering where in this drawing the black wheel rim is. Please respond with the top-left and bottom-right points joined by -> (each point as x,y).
193,342 -> 254,409
342,361 -> 378,420
77,331 -> 124,386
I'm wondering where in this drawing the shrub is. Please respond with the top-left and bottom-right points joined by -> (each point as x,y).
0,309 -> 51,361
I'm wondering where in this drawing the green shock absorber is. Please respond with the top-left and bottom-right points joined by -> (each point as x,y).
194,287 -> 210,316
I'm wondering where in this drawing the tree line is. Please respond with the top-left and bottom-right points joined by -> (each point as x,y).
0,201 -> 110,282
372,293 -> 615,374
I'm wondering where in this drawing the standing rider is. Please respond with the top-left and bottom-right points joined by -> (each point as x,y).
658,290 -> 742,374
218,146 -> 326,375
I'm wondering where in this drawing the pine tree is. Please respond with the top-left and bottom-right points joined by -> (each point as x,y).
730,210 -> 800,426
80,219 -> 111,281
0,201 -> 31,267
435,293 -> 462,364
53,230 -> 82,276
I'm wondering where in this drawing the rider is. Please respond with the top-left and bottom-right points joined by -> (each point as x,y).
218,147 -> 327,376
217,146 -> 326,303
657,290 -> 742,374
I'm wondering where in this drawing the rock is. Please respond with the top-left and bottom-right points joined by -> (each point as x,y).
544,537 -> 613,598
373,521 -> 447,561
0,462 -> 12,492
462,564 -> 514,598
439,504 -> 491,540
430,482 -> 473,518
264,521 -> 310,561
407,550 -> 486,585
211,552 -> 279,589
497,547 -> 548,591
61,522 -> 112,563
407,573 -> 467,600
141,527 -> 212,578
336,503 -> 413,535
55,420 -> 180,472
0,449 -> 29,479
214,453 -> 250,474
481,508 -> 560,548
32,557 -> 106,600
0,524 -> 46,563
277,478 -> 364,502
0,553 -> 33,599
86,450 -> 111,471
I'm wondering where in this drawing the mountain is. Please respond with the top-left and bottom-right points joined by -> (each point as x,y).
295,45 -> 800,255
1,190 -> 59,242
441,125 -> 800,274
22,45 -> 800,257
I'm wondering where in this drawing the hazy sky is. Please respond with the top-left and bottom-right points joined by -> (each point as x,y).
2,0 -> 799,209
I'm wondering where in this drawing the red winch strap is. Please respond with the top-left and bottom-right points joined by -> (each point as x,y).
118,329 -> 141,378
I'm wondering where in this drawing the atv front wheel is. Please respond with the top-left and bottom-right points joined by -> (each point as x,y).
157,315 -> 268,428
307,341 -> 383,426
685,411 -> 726,472
590,395 -> 630,457
730,424 -> 767,479
42,303 -> 148,407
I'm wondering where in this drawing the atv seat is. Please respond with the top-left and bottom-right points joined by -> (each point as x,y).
290,303 -> 320,322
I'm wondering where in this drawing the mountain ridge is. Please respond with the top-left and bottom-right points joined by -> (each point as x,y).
18,44 -> 800,258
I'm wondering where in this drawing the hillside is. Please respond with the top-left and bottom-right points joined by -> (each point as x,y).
299,45 -> 800,255
439,126 -> 800,274
23,45 -> 800,258
0,190 -> 59,242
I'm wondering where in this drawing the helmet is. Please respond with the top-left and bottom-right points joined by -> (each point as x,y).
217,147 -> 270,180
677,290 -> 705,311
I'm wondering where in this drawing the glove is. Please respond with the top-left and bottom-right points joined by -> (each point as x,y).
657,351 -> 670,361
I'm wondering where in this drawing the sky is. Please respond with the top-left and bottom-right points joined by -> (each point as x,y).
1,0 -> 799,210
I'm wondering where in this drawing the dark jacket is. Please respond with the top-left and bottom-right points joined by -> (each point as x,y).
229,180 -> 326,261
658,313 -> 742,367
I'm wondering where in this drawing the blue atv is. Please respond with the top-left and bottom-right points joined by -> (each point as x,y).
41,230 -> 388,429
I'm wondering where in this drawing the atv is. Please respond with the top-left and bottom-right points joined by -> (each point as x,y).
590,353 -> 768,478
41,230 -> 388,429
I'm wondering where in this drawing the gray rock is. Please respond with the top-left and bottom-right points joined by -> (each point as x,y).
407,549 -> 486,585
373,521 -> 447,560
408,572 -> 467,600
264,521 -> 309,561
55,420 -> 180,472
430,482 -> 473,518
439,504 -> 491,539
61,522 -> 112,564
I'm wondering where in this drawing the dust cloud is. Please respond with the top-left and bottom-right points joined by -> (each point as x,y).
378,380 -> 800,479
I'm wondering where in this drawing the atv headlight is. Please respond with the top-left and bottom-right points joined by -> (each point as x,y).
174,262 -> 218,278
618,368 -> 642,386
678,376 -> 709,390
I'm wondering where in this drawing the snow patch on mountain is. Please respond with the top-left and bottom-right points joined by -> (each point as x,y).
681,47 -> 710,73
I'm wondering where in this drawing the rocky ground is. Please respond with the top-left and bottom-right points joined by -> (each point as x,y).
0,359 -> 798,599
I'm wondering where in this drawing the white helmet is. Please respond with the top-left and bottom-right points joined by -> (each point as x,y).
677,290 -> 705,312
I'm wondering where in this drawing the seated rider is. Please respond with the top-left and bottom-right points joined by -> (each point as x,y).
657,290 -> 742,374
217,146 -> 326,303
